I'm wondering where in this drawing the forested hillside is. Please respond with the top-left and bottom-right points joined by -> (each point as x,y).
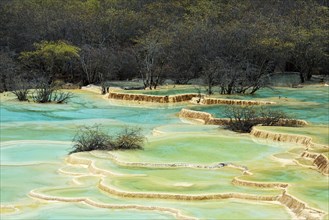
1,0 -> 328,93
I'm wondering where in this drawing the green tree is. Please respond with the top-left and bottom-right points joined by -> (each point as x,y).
20,40 -> 80,82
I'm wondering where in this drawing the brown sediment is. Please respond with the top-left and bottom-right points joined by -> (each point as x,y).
231,178 -> 327,219
30,178 -> 326,220
169,94 -> 200,103
108,92 -> 198,103
275,118 -> 308,127
277,191 -> 326,220
298,151 -> 320,170
178,109 -> 214,124
251,128 -> 329,175
65,152 -> 328,219
28,190 -> 195,220
200,97 -> 275,105
178,109 -> 229,125
301,151 -> 319,159
250,128 -> 311,145
179,109 -> 307,127
108,91 -> 277,105
250,128 -> 327,149
98,180 -> 277,201
232,177 -> 288,189
313,154 -> 329,175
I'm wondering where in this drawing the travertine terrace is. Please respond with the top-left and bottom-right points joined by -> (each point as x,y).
1,85 -> 328,220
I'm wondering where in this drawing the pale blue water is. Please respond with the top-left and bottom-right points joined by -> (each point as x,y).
190,86 -> 329,125
1,88 -> 327,219
1,91 -> 182,142
228,86 -> 329,104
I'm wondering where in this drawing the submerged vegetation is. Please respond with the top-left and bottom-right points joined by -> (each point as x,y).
70,125 -> 146,154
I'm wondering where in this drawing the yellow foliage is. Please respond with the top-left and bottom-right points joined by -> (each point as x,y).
20,40 -> 80,62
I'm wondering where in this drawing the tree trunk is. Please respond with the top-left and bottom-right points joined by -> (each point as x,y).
250,86 -> 259,95
208,81 -> 212,95
299,72 -> 305,83
1,74 -> 7,92
101,86 -> 106,95
306,68 -> 312,81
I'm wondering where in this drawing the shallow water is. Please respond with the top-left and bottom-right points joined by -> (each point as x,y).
191,103 -> 329,125
189,85 -> 329,125
3,202 -> 174,220
1,87 -> 328,219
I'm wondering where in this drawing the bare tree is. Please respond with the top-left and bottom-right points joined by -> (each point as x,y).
224,106 -> 289,133
80,46 -> 103,85
202,57 -> 222,95
80,46 -> 117,85
80,46 -> 120,94
135,30 -> 169,90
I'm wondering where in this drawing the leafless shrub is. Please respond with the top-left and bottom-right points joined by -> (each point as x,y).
70,125 -> 145,154
223,106 -> 289,133
31,81 -> 55,103
52,91 -> 74,103
31,79 -> 73,103
70,125 -> 115,154
114,127 -> 146,150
